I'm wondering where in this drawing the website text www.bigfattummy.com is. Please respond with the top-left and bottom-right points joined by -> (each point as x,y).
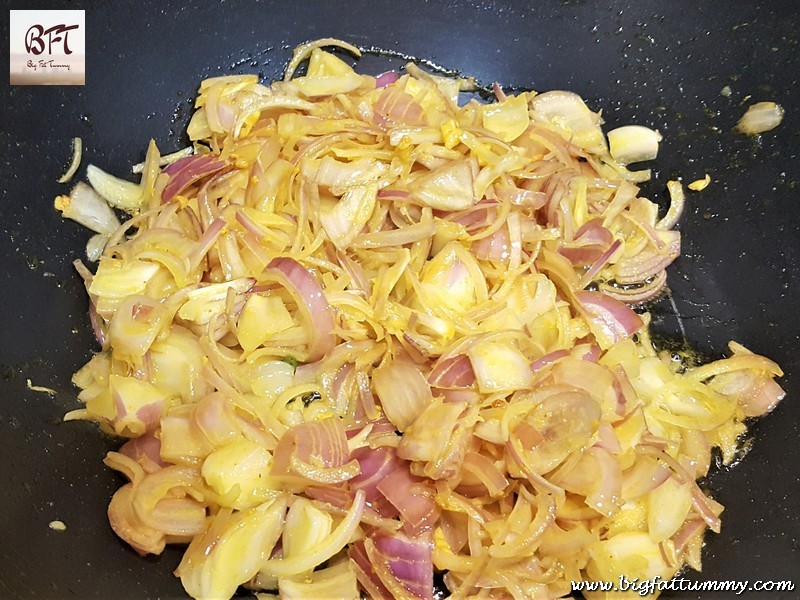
571,575 -> 795,596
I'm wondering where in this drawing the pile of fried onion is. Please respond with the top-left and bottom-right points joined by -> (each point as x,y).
59,40 -> 784,600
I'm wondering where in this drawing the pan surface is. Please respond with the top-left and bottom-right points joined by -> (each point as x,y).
1,1 -> 798,598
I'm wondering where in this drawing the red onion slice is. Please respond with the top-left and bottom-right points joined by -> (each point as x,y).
599,269 -> 667,304
584,447 -> 623,516
88,299 -> 106,347
349,541 -> 394,600
377,188 -> 409,200
530,349 -> 570,373
373,359 -> 432,431
580,239 -> 622,288
194,393 -> 240,446
492,82 -> 507,102
265,257 -> 336,362
365,530 -> 434,600
118,432 -> 168,472
162,155 -> 227,203
461,451 -> 509,497
272,419 -> 352,478
672,519 -> 705,554
710,369 -> 786,417
691,486 -> 722,533
376,466 -> 439,533
473,225 -> 510,262
573,290 -> 644,348
350,446 -> 401,502
427,354 -> 476,389
614,231 -> 680,285
375,70 -> 399,88
559,219 -> 614,266
373,87 -> 426,127
621,458 -> 672,501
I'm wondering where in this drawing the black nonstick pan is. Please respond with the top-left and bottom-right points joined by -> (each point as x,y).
1,1 -> 798,598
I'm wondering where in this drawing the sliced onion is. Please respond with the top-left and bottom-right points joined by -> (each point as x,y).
410,160 -> 476,211
530,349 -> 569,373
637,446 -> 723,534
131,466 -> 207,536
350,446 -> 401,502
86,164 -> 143,211
495,184 -> 546,209
264,257 -> 336,361
672,519 -> 705,554
86,233 -> 110,262
57,137 -> 83,184
614,230 -> 680,285
55,181 -> 121,235
132,146 -> 193,174
108,374 -> 167,437
648,474 -> 693,542
685,351 -> 783,382
509,390 -> 601,475
72,258 -> 93,285
460,451 -> 508,497
438,388 -> 481,404
107,484 -> 165,555
272,419 -> 355,479
88,300 -> 106,347
450,205 -> 490,230
573,290 -> 644,349
376,466 -> 440,533
529,91 -> 606,154
259,490 -> 366,577
352,220 -> 437,249
504,437 -> 567,498
489,486 -> 556,557
656,181 -> 685,230
234,208 -> 270,240
594,422 -> 621,454
377,188 -> 409,200
162,155 -> 227,203
194,393 -> 240,446
187,217 -> 227,273
119,432 -> 168,472
284,37 -> 362,81
427,354 -> 476,389
319,182 -> 379,249
599,270 -> 667,304
376,70 -> 399,88
373,358 -> 432,431
708,369 -> 786,417
621,457 -> 672,501
398,398 -> 479,480
551,356 -> 614,401
559,220 -> 614,266
578,344 -> 602,363
355,369 -> 381,421
611,365 -> 638,416
492,82 -> 507,102
466,340 -> 533,394
365,530 -> 434,600
108,295 -> 169,358
350,541 -> 394,600
607,125 -> 661,165
373,86 -> 426,127
691,486 -> 722,534
304,485 -> 352,509
736,101 -> 784,135
561,447 -> 622,516
473,225 -> 510,261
